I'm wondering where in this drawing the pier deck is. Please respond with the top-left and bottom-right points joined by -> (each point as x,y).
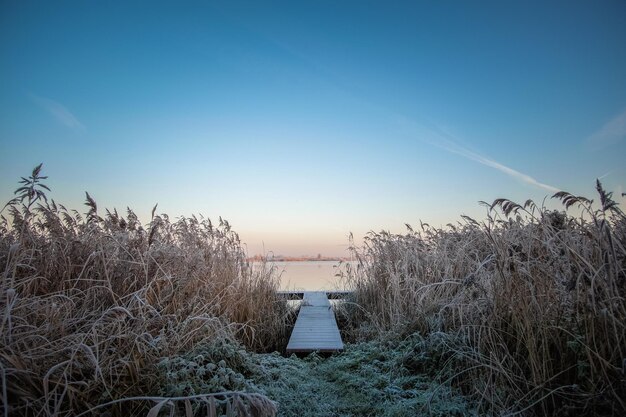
286,291 -> 344,354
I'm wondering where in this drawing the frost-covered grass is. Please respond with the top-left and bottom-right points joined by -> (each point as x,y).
254,335 -> 475,417
158,334 -> 476,417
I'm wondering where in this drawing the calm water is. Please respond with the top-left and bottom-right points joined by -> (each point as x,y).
268,261 -> 350,291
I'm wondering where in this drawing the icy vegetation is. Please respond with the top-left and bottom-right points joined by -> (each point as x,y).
2,165 -> 624,416
157,336 -> 475,417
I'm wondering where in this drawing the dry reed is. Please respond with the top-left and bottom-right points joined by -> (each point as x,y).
345,181 -> 626,416
0,164 -> 285,416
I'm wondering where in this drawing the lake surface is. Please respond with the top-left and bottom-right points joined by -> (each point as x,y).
268,261 -> 350,290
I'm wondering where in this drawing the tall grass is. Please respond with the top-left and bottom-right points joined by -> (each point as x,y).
0,165 -> 286,416
345,182 -> 626,416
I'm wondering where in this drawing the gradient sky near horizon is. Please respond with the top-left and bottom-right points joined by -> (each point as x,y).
1,1 -> 626,256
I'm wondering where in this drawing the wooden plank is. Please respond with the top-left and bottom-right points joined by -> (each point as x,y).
303,291 -> 331,306
286,291 -> 344,354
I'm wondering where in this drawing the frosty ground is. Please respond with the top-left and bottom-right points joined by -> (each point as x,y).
159,335 -> 476,417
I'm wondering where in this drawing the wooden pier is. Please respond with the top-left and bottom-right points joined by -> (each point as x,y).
285,291 -> 347,354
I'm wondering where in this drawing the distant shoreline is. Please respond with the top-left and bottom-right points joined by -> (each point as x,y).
247,255 -> 350,262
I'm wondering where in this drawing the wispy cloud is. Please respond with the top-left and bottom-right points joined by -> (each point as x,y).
429,132 -> 560,193
586,108 -> 626,149
30,94 -> 84,130
396,117 -> 561,193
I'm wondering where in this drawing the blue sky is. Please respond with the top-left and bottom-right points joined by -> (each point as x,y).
1,1 -> 625,256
